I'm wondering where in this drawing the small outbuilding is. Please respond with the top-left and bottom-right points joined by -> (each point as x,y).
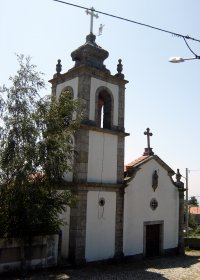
123,128 -> 185,258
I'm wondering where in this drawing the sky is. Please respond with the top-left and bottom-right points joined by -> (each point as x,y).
1,0 -> 200,200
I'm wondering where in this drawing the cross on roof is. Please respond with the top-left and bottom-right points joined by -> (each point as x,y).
143,128 -> 154,156
86,7 -> 99,34
144,128 -> 153,150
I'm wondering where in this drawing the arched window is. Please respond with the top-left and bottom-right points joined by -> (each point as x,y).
61,86 -> 74,99
97,90 -> 112,129
60,87 -> 74,125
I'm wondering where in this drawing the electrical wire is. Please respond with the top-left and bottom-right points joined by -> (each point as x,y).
183,37 -> 200,58
53,0 -> 200,43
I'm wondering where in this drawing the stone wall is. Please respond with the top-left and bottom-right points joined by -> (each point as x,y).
184,237 -> 200,249
0,235 -> 59,274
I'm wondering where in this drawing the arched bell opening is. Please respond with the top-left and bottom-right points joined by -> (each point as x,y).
96,89 -> 113,129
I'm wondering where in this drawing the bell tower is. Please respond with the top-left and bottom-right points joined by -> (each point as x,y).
49,31 -> 129,263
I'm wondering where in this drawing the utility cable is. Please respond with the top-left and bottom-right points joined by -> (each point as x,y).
183,37 -> 200,58
53,0 -> 200,43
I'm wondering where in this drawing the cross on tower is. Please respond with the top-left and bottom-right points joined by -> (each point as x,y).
86,7 -> 99,34
143,128 -> 154,156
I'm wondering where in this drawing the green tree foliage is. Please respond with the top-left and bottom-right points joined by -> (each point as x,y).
188,196 -> 199,207
189,213 -> 198,230
0,55 -> 82,238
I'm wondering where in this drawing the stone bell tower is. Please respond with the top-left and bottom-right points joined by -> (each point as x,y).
49,22 -> 129,263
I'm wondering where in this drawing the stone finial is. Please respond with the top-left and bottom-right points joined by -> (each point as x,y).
56,59 -> 62,74
176,169 -> 182,182
115,59 -> 124,79
117,59 -> 123,73
175,169 -> 184,191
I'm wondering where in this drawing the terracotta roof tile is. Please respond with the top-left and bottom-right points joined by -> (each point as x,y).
189,207 -> 200,214
124,154 -> 175,177
126,155 -> 149,167
124,155 -> 150,172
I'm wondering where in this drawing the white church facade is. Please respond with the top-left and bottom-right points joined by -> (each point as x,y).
124,149 -> 183,258
49,31 -> 185,264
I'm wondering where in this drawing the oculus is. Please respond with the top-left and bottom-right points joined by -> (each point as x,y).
150,198 -> 158,210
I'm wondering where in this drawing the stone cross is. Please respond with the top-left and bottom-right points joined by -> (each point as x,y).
86,7 -> 99,34
144,128 -> 153,150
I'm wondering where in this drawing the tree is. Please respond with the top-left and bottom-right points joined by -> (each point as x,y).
188,212 -> 198,230
188,196 -> 199,207
0,54 -> 82,239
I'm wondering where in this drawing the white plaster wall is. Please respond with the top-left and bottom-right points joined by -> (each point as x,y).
56,77 -> 79,99
123,159 -> 179,256
85,191 -> 116,261
59,206 -> 70,258
90,78 -> 119,126
87,130 -> 118,183
62,135 -> 74,183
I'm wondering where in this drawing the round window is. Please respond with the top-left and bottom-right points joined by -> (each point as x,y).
99,197 -> 105,207
150,198 -> 158,210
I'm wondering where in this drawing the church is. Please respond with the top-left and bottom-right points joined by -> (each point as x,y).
49,15 -> 185,264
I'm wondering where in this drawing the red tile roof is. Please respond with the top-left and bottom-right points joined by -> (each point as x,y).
189,207 -> 200,215
124,154 -> 175,176
124,156 -> 149,172
126,155 -> 149,168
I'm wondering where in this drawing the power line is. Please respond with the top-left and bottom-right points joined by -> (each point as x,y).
53,0 -> 200,43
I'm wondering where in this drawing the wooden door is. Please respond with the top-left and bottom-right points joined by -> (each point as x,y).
146,224 -> 160,257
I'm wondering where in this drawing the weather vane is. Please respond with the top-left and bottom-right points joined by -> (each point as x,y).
98,24 -> 105,36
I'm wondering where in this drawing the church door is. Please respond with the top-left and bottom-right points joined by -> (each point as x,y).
145,224 -> 160,257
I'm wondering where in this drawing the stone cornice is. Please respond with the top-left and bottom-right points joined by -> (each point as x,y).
80,123 -> 130,137
58,181 -> 125,192
49,65 -> 128,87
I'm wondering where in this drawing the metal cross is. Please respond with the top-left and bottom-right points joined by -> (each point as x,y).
86,7 -> 99,34
144,128 -> 153,150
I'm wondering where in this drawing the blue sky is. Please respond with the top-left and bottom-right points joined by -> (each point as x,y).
1,0 -> 200,200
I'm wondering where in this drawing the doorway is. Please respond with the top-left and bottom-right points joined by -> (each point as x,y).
144,221 -> 163,257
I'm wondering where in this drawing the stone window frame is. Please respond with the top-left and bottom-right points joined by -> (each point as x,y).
95,86 -> 114,130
